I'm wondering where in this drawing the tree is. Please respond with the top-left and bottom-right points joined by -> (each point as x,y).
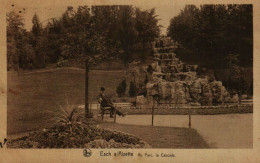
44,16 -> 65,63
91,6 -> 122,61
32,13 -> 42,38
61,6 -> 121,117
129,82 -> 137,97
31,13 -> 46,69
116,79 -> 127,97
6,11 -> 26,71
225,54 -> 239,68
167,4 -> 253,69
135,8 -> 160,61
18,5 -> 161,117
117,6 -> 137,65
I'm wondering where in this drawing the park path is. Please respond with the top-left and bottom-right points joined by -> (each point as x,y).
8,67 -> 84,76
8,67 -> 126,76
114,114 -> 253,148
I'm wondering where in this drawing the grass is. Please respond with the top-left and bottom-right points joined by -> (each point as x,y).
96,122 -> 209,148
7,68 -> 127,135
7,67 -> 211,149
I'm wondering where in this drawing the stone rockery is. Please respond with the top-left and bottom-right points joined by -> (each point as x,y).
130,37 -> 239,107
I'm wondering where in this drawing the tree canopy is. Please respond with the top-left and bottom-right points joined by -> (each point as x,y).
167,4 -> 253,69
7,5 -> 161,70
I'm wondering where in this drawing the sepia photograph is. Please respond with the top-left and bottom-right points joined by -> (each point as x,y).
1,0 -> 260,162
5,3 -> 254,150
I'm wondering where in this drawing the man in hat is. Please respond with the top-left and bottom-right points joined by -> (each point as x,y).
99,87 -> 125,117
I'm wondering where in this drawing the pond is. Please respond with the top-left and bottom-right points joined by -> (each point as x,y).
115,113 -> 253,148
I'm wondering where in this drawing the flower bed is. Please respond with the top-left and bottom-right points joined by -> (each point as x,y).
122,105 -> 252,115
7,126 -> 150,148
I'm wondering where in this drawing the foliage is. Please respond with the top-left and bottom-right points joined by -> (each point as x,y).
32,14 -> 42,37
7,6 -> 161,69
129,81 -> 137,97
135,8 -> 161,61
7,125 -> 149,148
7,6 -> 161,117
6,11 -> 25,71
225,66 -> 251,94
168,4 -> 253,69
49,101 -> 88,134
56,57 -> 69,67
6,12 -> 46,70
117,6 -> 138,65
225,54 -> 239,68
116,79 -> 127,97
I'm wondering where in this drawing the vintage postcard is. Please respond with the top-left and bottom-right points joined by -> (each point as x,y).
0,0 -> 260,162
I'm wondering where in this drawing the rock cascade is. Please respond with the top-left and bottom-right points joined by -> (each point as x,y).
134,37 -> 238,106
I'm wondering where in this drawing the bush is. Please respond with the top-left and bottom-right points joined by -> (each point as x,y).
129,82 -> 137,97
33,56 -> 46,69
137,85 -> 147,97
56,57 -> 69,68
7,126 -> 150,148
49,102 -> 88,134
116,80 -> 127,97
7,98 -> 150,149
226,66 -> 251,94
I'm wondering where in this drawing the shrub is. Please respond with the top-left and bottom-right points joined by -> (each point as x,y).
226,66 -> 251,94
33,56 -> 46,69
129,82 -> 137,97
116,79 -> 127,97
137,85 -> 147,97
49,101 -> 88,134
56,57 -> 69,68
7,125 -> 150,148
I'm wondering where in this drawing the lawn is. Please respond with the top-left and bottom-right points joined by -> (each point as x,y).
7,67 -> 210,149
7,68 -> 127,135
96,122 -> 209,148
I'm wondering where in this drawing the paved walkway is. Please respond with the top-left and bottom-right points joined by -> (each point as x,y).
113,114 -> 253,148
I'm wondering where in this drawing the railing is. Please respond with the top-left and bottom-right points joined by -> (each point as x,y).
78,100 -> 252,127
78,102 -> 133,110
78,102 -> 253,110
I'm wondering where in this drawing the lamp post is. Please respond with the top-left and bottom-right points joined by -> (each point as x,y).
150,94 -> 160,126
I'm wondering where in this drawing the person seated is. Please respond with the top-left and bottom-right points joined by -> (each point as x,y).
98,87 -> 125,117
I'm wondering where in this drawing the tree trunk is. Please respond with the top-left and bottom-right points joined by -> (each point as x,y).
85,61 -> 90,117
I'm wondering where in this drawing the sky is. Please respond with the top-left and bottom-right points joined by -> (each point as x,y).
6,0 -> 187,35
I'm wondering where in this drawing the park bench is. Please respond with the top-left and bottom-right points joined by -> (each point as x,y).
97,101 -> 132,121
97,99 -> 116,121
